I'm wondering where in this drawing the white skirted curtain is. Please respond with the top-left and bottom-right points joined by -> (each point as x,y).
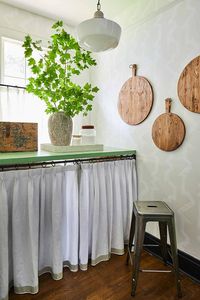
0,159 -> 137,300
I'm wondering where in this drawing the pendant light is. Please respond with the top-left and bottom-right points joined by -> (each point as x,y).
76,0 -> 121,52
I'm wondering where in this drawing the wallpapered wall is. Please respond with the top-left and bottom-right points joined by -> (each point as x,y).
91,0 -> 200,260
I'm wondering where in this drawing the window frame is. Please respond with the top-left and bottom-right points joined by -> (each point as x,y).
1,36 -> 48,88
1,36 -> 28,87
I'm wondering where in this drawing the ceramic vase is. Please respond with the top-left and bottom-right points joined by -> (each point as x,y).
48,112 -> 73,146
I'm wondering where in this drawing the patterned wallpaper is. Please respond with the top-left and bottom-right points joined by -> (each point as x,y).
91,0 -> 200,259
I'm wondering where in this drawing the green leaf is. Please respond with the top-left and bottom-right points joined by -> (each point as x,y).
72,69 -> 80,75
33,44 -> 42,51
28,58 -> 36,66
24,48 -> 33,58
32,65 -> 40,74
52,20 -> 63,29
92,86 -> 99,93
84,83 -> 91,91
22,35 -> 32,47
86,104 -> 93,111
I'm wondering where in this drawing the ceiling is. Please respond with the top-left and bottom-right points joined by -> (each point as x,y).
1,0 -> 134,26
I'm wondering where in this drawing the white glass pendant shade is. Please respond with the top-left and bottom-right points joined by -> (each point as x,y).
76,1 -> 121,52
77,18 -> 121,52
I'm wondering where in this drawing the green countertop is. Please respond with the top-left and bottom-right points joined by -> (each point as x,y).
0,147 -> 136,165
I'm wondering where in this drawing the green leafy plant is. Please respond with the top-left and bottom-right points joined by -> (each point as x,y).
22,21 -> 99,117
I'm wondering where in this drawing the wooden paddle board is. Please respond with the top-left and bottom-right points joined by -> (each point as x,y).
152,99 -> 185,151
118,64 -> 153,125
178,55 -> 200,113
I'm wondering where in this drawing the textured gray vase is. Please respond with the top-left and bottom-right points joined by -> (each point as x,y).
48,112 -> 73,146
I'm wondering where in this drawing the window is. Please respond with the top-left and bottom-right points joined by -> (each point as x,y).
0,36 -> 84,142
1,37 -> 26,86
1,37 -> 45,86
0,37 -> 50,144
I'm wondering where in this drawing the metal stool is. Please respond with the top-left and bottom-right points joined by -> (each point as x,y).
126,201 -> 182,297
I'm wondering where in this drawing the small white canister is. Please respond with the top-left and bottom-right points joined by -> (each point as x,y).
71,135 -> 82,146
80,125 -> 96,145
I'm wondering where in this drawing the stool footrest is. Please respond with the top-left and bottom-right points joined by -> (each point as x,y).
130,243 -> 160,248
139,269 -> 172,273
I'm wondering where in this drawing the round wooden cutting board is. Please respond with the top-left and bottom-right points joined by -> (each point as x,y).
118,64 -> 153,125
178,55 -> 200,113
152,99 -> 185,151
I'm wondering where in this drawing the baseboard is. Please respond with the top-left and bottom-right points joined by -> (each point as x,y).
144,232 -> 200,284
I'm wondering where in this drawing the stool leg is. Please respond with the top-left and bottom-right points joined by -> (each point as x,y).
131,216 -> 146,297
126,210 -> 135,265
168,218 -> 182,298
159,221 -> 168,265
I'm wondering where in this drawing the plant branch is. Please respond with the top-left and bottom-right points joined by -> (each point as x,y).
22,21 -> 99,118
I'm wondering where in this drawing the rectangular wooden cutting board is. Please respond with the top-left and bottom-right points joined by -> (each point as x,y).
0,122 -> 38,152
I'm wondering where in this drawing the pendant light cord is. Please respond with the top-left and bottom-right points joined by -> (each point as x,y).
97,0 -> 101,11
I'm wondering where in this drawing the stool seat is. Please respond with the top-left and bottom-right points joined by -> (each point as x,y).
127,201 -> 182,298
134,201 -> 173,216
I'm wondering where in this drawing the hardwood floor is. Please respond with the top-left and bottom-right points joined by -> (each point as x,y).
9,251 -> 200,300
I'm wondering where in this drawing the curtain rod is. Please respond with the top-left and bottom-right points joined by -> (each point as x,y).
0,83 -> 26,90
0,154 -> 136,172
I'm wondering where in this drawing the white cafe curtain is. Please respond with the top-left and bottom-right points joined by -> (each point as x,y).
0,159 -> 137,300
0,86 -> 88,139
0,87 -> 50,144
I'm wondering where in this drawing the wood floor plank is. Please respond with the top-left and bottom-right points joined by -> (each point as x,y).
9,251 -> 200,300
